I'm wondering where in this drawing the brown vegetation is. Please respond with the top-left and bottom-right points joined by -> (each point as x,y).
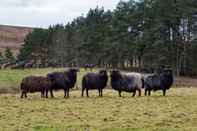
0,25 -> 33,55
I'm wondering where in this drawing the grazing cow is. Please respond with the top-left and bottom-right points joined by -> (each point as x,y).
20,76 -> 52,98
143,69 -> 173,96
47,68 -> 79,98
82,69 -> 108,97
110,70 -> 143,97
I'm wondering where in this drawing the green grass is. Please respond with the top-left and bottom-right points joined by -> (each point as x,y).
0,68 -> 91,93
0,88 -> 197,131
0,68 -> 197,130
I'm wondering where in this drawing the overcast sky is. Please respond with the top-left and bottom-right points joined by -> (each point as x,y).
0,0 -> 121,28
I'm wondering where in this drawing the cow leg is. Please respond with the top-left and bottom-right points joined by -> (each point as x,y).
138,89 -> 141,97
98,89 -> 100,96
21,91 -> 24,98
163,89 -> 166,96
98,89 -> 102,97
118,90 -> 122,97
45,89 -> 48,98
42,90 -> 46,98
67,88 -> 70,98
86,89 -> 89,97
41,91 -> 45,98
148,90 -> 151,96
145,89 -> 148,96
101,89 -> 103,97
132,90 -> 136,97
50,89 -> 54,98
64,89 -> 67,98
24,92 -> 27,98
81,88 -> 85,97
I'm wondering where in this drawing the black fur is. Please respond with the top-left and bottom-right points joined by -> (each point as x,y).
110,70 -> 143,97
143,69 -> 173,96
20,76 -> 52,98
47,68 -> 79,98
82,69 -> 108,97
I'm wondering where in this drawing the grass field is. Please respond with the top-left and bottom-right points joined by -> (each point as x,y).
0,88 -> 197,131
0,68 -> 197,131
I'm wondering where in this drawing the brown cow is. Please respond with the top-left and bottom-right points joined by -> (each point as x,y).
20,76 -> 52,98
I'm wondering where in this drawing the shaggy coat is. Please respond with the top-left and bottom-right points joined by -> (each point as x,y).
82,70 -> 108,97
47,68 -> 79,98
20,76 -> 52,98
110,70 -> 143,97
143,69 -> 173,96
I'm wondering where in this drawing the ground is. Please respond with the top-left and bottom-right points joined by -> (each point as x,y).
0,68 -> 197,131
0,88 -> 197,131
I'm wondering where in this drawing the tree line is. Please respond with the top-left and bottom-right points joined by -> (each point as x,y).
0,48 -> 16,65
17,0 -> 197,76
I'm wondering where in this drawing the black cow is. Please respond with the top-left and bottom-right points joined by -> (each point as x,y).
110,70 -> 143,97
143,69 -> 173,96
82,69 -> 108,97
47,68 -> 79,98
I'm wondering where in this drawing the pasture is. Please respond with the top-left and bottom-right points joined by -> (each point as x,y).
0,68 -> 197,130
0,88 -> 197,131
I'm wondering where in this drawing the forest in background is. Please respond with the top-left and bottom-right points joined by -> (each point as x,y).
13,0 -> 197,76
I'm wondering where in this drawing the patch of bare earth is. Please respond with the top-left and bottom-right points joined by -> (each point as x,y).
174,77 -> 197,88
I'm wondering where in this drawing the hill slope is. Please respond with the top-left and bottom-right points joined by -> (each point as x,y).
0,25 -> 33,56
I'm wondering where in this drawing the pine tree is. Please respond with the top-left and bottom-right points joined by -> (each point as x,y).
4,48 -> 15,63
0,52 -> 5,65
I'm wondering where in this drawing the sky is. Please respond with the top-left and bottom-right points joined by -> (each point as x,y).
0,0 -> 121,28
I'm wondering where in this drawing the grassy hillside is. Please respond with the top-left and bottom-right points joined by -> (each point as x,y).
0,25 -> 33,55
0,88 -> 197,131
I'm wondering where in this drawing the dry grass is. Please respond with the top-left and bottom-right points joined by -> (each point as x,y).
0,68 -> 197,130
0,88 -> 197,131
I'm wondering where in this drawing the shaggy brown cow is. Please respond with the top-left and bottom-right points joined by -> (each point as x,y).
20,76 -> 52,98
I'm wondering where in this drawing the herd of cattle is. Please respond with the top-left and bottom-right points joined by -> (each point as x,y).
20,68 -> 173,98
